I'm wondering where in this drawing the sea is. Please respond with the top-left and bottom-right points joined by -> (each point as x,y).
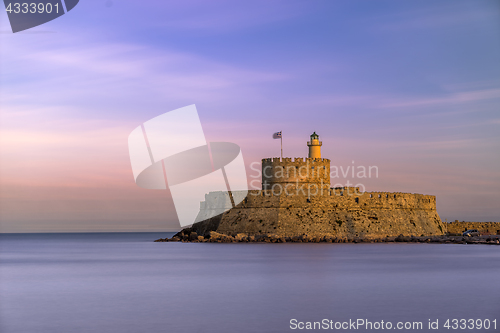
0,233 -> 499,333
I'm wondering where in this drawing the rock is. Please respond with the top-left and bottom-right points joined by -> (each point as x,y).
235,233 -> 248,242
155,229 -> 500,245
209,231 -> 224,240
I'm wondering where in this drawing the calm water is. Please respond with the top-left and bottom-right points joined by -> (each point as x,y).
0,233 -> 499,333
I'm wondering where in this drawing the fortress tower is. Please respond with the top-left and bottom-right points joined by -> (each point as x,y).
262,132 -> 330,191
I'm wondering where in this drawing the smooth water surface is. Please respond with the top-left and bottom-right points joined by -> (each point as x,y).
1,233 -> 499,333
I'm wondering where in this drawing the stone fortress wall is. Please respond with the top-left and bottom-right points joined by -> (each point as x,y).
193,187 -> 444,239
198,187 -> 436,212
261,157 -> 330,190
446,222 -> 500,235
191,132 -> 445,239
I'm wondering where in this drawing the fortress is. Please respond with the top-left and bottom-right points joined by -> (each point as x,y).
189,133 -> 445,239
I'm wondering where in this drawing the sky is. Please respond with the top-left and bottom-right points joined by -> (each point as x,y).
0,0 -> 499,232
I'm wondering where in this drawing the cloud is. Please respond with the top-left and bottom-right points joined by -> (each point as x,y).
0,115 -> 182,232
0,34 -> 289,118
0,119 -> 131,186
163,5 -> 304,31
371,2 -> 499,31
378,88 -> 500,108
136,0 -> 309,32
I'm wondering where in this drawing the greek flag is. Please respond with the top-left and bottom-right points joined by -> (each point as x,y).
273,131 -> 282,139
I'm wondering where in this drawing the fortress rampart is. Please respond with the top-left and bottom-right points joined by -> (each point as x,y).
241,187 -> 436,209
199,188 -> 436,211
190,132 -> 444,239
194,187 -> 443,238
446,222 -> 500,235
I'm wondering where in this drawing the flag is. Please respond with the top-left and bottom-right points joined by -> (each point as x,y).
273,131 -> 282,139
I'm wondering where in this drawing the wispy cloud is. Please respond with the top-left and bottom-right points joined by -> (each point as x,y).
154,0 -> 309,31
371,2 -> 499,31
378,88 -> 500,108
0,35 -> 289,115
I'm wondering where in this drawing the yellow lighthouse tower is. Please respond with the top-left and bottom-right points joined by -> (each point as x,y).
307,132 -> 322,158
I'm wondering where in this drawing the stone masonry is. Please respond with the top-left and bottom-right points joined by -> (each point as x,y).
191,187 -> 444,238
189,133 -> 445,239
446,222 -> 500,235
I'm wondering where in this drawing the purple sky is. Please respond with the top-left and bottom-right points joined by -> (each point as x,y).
1,0 -> 499,232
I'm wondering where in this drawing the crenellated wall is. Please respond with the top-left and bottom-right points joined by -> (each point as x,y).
190,153 -> 444,239
192,187 -> 444,238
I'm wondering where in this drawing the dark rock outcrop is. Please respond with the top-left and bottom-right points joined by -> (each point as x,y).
155,232 -> 500,245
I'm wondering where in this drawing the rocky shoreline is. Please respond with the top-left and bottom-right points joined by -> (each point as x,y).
155,230 -> 500,245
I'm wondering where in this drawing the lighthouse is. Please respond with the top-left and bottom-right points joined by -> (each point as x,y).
307,132 -> 322,158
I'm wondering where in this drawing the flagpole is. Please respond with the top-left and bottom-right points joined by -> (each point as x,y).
280,130 -> 283,159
